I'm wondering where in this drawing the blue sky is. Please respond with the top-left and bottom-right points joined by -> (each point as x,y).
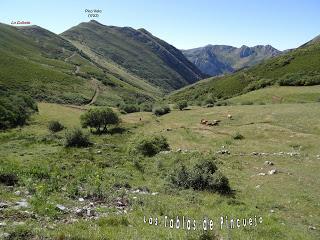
1,0 -> 320,50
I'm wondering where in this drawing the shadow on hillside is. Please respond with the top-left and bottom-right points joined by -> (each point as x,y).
107,127 -> 126,135
91,127 -> 127,135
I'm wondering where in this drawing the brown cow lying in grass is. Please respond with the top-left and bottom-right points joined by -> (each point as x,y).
200,119 -> 220,126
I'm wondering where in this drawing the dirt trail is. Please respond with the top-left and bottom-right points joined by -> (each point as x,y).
63,50 -> 101,109
86,78 -> 100,106
75,66 -> 80,74
64,51 -> 76,62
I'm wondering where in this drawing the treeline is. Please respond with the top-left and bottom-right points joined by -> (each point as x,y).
0,89 -> 38,130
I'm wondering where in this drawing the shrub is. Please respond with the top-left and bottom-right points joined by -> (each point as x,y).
140,102 -> 153,112
119,103 -> 140,113
198,231 -> 219,240
232,132 -> 244,140
176,101 -> 188,110
65,128 -> 92,147
153,105 -> 171,116
0,173 -> 18,186
48,120 -> 64,133
132,135 -> 170,157
169,158 -> 231,194
168,164 -> 190,189
0,91 -> 38,130
81,108 -> 120,133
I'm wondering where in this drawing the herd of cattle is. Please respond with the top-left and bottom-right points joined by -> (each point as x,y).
200,114 -> 232,126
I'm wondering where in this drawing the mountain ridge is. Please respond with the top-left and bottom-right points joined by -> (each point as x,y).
61,20 -> 205,92
182,44 -> 281,76
170,36 -> 320,104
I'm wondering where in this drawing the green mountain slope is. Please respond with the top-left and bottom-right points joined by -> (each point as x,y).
0,23 -> 160,106
61,20 -> 205,92
182,44 -> 280,76
169,38 -> 320,104
228,85 -> 320,105
0,23 -> 93,104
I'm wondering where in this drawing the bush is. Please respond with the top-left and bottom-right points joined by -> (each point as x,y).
198,231 -> 219,240
81,108 -> 120,133
232,132 -> 244,140
132,135 -> 170,157
176,100 -> 188,110
0,91 -> 38,130
119,103 -> 140,113
48,120 -> 64,133
169,158 -> 231,194
140,102 -> 153,112
0,173 -> 18,186
65,128 -> 92,147
153,105 -> 171,116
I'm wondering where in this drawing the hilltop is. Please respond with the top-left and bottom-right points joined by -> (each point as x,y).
61,20 -> 205,92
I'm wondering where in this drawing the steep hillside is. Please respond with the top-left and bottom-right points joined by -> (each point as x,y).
0,23 -> 159,106
182,44 -> 281,76
170,38 -> 320,104
61,20 -> 205,92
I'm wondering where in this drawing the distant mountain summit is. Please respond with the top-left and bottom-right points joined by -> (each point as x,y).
61,20 -> 205,92
182,44 -> 281,76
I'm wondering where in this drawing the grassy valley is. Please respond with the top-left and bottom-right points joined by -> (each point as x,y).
1,18 -> 320,240
0,100 -> 319,239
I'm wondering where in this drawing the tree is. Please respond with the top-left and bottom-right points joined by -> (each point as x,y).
80,108 -> 120,133
0,91 -> 38,130
176,101 -> 188,110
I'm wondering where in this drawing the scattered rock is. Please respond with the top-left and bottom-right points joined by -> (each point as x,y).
270,209 -> 275,213
0,222 -> 7,227
268,169 -> 277,175
0,233 -> 10,238
13,221 -> 25,226
176,148 -> 182,153
308,225 -> 316,230
115,197 -> 129,209
255,185 -> 261,189
56,204 -> 67,212
166,128 -> 172,131
159,150 -> 171,154
217,149 -> 230,155
15,199 -> 28,208
75,208 -> 86,217
264,161 -> 274,166
0,202 -> 9,209
96,150 -> 102,154
86,208 -> 95,217
151,192 -> 159,196
14,190 -> 21,196
78,198 -> 85,202
257,173 -> 266,176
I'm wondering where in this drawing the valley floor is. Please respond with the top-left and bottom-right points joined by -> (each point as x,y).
0,101 -> 319,239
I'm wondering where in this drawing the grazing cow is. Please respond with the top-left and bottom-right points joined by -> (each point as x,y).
200,119 -> 208,125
